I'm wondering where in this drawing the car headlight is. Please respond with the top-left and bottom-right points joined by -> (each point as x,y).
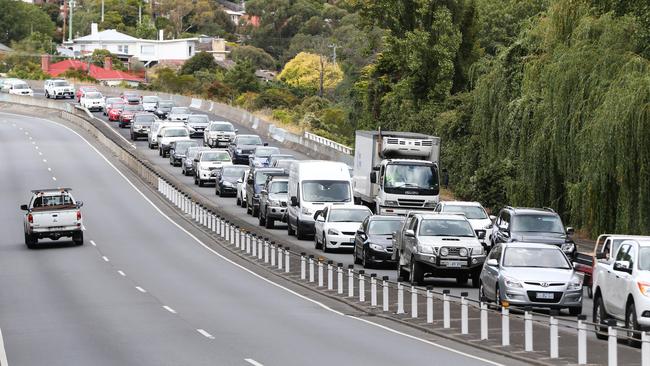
301,207 -> 312,215
222,181 -> 233,187
459,248 -> 468,257
485,223 -> 493,229
638,282 -> 650,297
418,245 -> 434,254
327,228 -> 341,235
561,243 -> 575,252
267,199 -> 280,206
440,247 -> 449,256
369,243 -> 384,251
383,200 -> 398,206
236,149 -> 243,153
471,246 -> 484,255
503,276 -> 523,288
568,276 -> 583,291
423,201 -> 436,208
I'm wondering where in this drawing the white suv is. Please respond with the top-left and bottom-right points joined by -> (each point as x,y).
434,201 -> 495,248
148,121 -> 186,149
157,126 -> 191,157
204,121 -> 237,147
593,237 -> 650,346
193,150 -> 233,186
80,91 -> 105,111
44,79 -> 75,99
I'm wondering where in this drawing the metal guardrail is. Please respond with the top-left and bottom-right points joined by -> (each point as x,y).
303,131 -> 353,155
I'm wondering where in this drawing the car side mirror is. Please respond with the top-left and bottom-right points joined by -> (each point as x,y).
370,171 -> 377,184
20,204 -> 29,211
566,227 -> 575,235
476,231 -> 486,240
157,134 -> 162,138
76,201 -> 83,208
263,142 -> 268,146
613,261 -> 632,274
404,230 -> 415,238
596,252 -> 607,260
235,129 -> 239,133
193,158 -> 199,163
489,215 -> 496,222
237,178 -> 243,184
290,196 -> 298,207
487,259 -> 499,267
260,189 -> 267,195
313,210 -> 322,221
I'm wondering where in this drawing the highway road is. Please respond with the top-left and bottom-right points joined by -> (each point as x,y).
0,111 -> 523,365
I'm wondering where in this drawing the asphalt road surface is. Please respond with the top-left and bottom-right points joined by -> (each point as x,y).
0,111 -> 524,365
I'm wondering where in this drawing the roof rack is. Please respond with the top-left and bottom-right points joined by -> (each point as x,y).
31,188 -> 72,193
543,207 -> 555,213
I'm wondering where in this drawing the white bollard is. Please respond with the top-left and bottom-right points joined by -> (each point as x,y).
158,177 -> 162,192
578,315 -> 587,364
207,212 -> 212,230
327,261 -> 333,290
253,234 -> 259,258
230,225 -> 235,245
480,302 -> 488,340
426,287 -> 433,323
300,253 -> 306,280
382,276 -> 389,312
235,228 -> 241,249
264,240 -> 269,263
397,281 -> 405,314
348,265 -> 354,297
550,311 -> 559,359
370,274 -> 377,307
608,320 -> 617,366
642,331 -> 649,366
258,239 -> 263,260
309,256 -> 315,283
271,244 -> 276,267
318,260 -> 324,287
359,271 -> 365,302
337,264 -> 344,294
502,306 -> 510,346
460,292 -> 468,334
277,245 -> 283,270
224,221 -> 230,242
443,290 -> 450,328
284,248 -> 290,273
525,308 -> 533,352
411,286 -> 418,318
216,216 -> 222,235
191,202 -> 196,220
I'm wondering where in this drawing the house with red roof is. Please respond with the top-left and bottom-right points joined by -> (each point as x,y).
41,55 -> 145,87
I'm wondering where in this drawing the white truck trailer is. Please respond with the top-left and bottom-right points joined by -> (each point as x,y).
352,130 -> 441,215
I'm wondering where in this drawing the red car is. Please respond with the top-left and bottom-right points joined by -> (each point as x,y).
103,97 -> 123,116
76,86 -> 99,102
120,91 -> 141,105
118,104 -> 145,128
107,102 -> 125,121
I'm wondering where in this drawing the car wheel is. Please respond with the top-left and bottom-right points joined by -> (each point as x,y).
471,271 -> 480,288
296,220 -> 308,240
252,206 -> 259,217
479,281 -> 487,302
322,233 -> 330,253
158,148 -> 162,156
72,231 -> 84,246
246,202 -> 252,215
362,248 -> 371,269
495,285 -> 502,306
236,196 -> 241,206
287,218 -> 296,236
258,209 -> 266,226
314,231 -> 322,249
265,215 -> 274,229
198,179 -> 204,187
169,156 -> 174,165
587,286 -> 593,299
24,233 -> 37,249
45,91 -> 49,98
353,245 -> 362,264
397,256 -> 409,281
593,294 -> 609,340
626,302 -> 641,347
410,257 -> 424,285
194,176 -> 199,185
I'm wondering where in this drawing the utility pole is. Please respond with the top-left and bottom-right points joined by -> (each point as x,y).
68,0 -> 76,42
328,44 -> 339,64
138,5 -> 142,25
101,0 -> 105,22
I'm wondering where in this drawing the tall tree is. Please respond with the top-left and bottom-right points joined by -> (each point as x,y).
0,0 -> 55,44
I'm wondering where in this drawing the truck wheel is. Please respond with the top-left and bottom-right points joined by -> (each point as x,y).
73,231 -> 84,246
24,233 -> 37,248
266,218 -> 274,229
626,302 -> 641,347
587,286 -> 593,299
593,294 -> 608,340
410,257 -> 423,285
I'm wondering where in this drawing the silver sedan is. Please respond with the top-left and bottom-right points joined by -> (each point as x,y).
479,242 -> 583,315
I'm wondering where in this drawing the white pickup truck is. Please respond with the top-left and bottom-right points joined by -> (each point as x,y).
44,79 -> 75,99
21,188 -> 84,248
592,236 -> 650,346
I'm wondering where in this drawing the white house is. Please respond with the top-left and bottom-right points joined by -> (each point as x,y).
65,24 -> 198,67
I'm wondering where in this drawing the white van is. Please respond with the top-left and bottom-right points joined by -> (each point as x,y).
287,160 -> 353,239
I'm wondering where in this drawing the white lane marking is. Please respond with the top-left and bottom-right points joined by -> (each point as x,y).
18,127 -> 22,130
24,132 -> 28,135
90,240 -> 97,246
47,168 -> 51,172
0,112 -> 504,366
42,159 -> 47,163
118,270 -> 126,277
38,152 -> 42,156
0,326 -> 8,366
29,136 -> 32,140
31,141 -> 35,145
102,256 -> 109,262
51,177 -> 57,181
135,286 -> 147,293
34,146 -> 38,150
244,359 -> 264,366
197,329 -> 215,339
162,306 -> 177,314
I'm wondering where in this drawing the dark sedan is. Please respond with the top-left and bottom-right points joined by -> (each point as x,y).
154,100 -> 174,119
118,104 -> 144,128
228,134 -> 267,165
353,215 -> 405,268
169,140 -> 200,167
214,165 -> 249,197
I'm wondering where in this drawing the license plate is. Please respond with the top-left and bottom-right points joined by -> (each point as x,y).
536,292 -> 554,299
442,260 -> 464,268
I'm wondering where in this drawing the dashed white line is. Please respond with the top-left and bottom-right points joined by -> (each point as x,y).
42,159 -> 47,163
52,177 -> 57,181
162,306 -> 177,314
117,270 -> 126,277
35,146 -> 38,150
47,168 -> 52,172
197,329 -> 215,339
38,152 -> 42,155
135,286 -> 147,293
29,136 -> 32,140
31,141 -> 35,145
90,240 -> 97,246
102,256 -> 109,262
0,326 -> 8,366
244,358 -> 264,366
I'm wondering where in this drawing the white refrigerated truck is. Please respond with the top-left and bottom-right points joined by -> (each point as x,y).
352,130 -> 441,215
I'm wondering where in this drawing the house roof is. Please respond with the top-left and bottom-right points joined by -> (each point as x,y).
0,43 -> 12,53
74,29 -> 138,42
46,59 -> 145,82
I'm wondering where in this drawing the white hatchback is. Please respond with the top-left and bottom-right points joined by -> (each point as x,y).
314,205 -> 372,252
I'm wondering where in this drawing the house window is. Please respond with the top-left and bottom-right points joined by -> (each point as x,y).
118,45 -> 129,54
141,45 -> 154,55
188,45 -> 193,56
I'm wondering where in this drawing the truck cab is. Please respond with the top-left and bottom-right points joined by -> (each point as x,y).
353,131 -> 441,215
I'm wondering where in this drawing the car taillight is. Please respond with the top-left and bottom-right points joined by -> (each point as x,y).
77,211 -> 82,220
28,213 -> 33,223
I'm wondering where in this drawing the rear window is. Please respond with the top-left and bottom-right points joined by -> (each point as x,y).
143,96 -> 159,103
134,115 -> 156,123
163,128 -> 188,137
210,123 -> 234,131
171,107 -> 190,114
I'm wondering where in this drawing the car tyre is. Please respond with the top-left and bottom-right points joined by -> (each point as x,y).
410,257 -> 423,285
252,206 -> 259,217
593,293 -> 609,340
479,281 -> 487,302
471,271 -> 480,288
265,215 -> 274,229
314,232 -> 322,250
72,231 -> 84,246
287,218 -> 296,236
626,302 -> 642,347
322,233 -> 330,253
296,220 -> 308,240
353,245 -> 362,265
362,248 -> 371,269
258,209 -> 266,226
587,286 -> 593,299
236,196 -> 241,206
495,285 -> 502,307
24,233 -> 37,249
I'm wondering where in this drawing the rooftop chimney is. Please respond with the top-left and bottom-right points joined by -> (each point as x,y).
91,23 -> 99,35
41,54 -> 51,73
104,56 -> 112,70
158,29 -> 164,41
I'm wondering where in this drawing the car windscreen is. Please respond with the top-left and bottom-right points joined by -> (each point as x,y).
143,96 -> 158,103
110,103 -> 125,109
14,83 -> 29,89
134,115 -> 156,124
171,107 -> 190,114
384,164 -> 437,189
255,172 -> 276,185
189,116 -> 209,123
270,155 -> 294,163
443,205 -> 488,220
269,181 -> 288,194
302,180 -> 350,203
638,247 -> 650,270
186,148 -> 209,159
503,247 -> 570,269
511,214 -> 564,233
418,219 -> 475,237
328,209 -> 371,223
223,167 -> 248,177
158,102 -> 173,108
201,151 -> 230,161
210,123 -> 234,131
163,128 -> 188,137
124,104 -> 144,111
237,136 -> 262,145
174,141 -> 196,153
368,219 -> 404,235
53,81 -> 69,86
254,147 -> 279,157
106,98 -> 122,104
86,92 -> 102,99
33,194 -> 75,208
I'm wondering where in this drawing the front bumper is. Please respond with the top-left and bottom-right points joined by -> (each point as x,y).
367,246 -> 396,262
54,91 -> 74,97
132,128 -> 150,137
325,234 -> 355,249
198,169 -> 217,181
378,205 -> 434,216
414,253 -> 485,276
501,283 -> 582,309
207,137 -> 233,147
265,204 -> 287,219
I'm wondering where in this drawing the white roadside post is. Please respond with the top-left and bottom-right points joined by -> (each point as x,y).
252,233 -> 258,258
480,302 -> 488,340
577,315 -> 587,364
224,220 -> 230,242
270,243 -> 276,267
264,239 -> 270,263
396,278 -> 405,315
337,264 -> 344,294
327,261 -> 333,291
284,248 -> 290,273
300,253 -> 306,280
277,244 -> 283,270
443,289 -> 450,328
524,307 -> 533,352
370,274 -> 377,307
502,306 -> 510,346
460,291 -> 468,334
550,310 -> 559,359
207,211 -> 212,230
411,286 -> 418,318
382,276 -> 390,312
347,265 -> 354,297
608,320 -> 617,366
216,215 -> 222,236
359,270 -> 365,302
318,259 -> 324,287
258,238 -> 264,260
309,255 -> 315,283
642,331 -> 649,366
426,286 -> 433,323
235,227 -> 241,249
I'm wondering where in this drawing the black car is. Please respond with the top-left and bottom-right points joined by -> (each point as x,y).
228,134 -> 267,165
181,146 -> 210,176
129,113 -> 156,141
169,140 -> 200,167
215,165 -> 249,197
353,215 -> 405,268
153,100 -> 174,119
490,206 -> 577,259
245,167 -> 285,217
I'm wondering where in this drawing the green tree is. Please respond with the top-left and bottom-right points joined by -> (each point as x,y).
279,52 -> 344,93
89,49 -> 126,71
10,32 -> 56,54
0,0 -> 55,44
224,59 -> 259,93
8,61 -> 49,80
180,52 -> 217,75
231,45 -> 277,70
